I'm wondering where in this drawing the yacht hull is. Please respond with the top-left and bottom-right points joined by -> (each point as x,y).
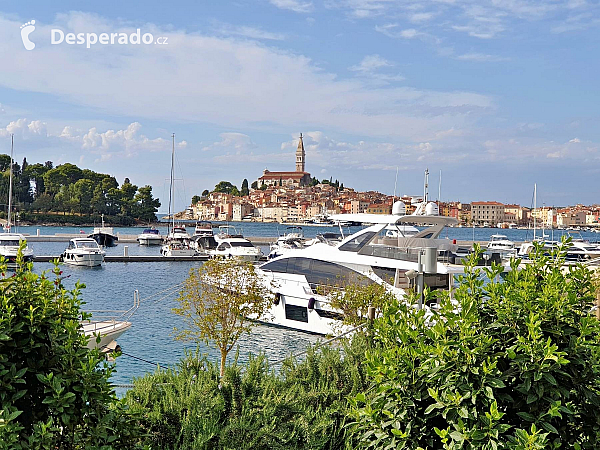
89,232 -> 118,247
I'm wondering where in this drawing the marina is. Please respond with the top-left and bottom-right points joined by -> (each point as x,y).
8,221 -> 599,390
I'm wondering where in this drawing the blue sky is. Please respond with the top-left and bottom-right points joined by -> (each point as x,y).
0,0 -> 598,212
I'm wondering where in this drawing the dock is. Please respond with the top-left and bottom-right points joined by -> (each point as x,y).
23,233 -> 275,245
33,255 -> 210,263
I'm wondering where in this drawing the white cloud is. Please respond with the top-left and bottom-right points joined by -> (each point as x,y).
456,53 -> 509,62
569,137 -> 581,143
0,119 -> 182,162
410,12 -> 436,23
269,0 -> 314,13
212,22 -> 285,40
349,54 -> 392,73
375,24 -> 422,39
0,13 -> 492,142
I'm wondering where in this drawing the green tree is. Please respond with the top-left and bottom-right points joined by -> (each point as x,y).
191,195 -> 201,205
201,189 -> 209,197
251,180 -> 258,190
240,179 -> 249,197
72,178 -> 95,214
213,181 -> 238,195
0,251 -> 142,448
118,179 -> 138,216
173,259 -> 273,377
350,242 -> 600,449
133,185 -> 161,221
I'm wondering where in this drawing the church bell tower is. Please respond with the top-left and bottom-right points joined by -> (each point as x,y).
295,133 -> 305,172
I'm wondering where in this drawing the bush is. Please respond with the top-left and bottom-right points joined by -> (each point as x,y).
124,336 -> 370,450
0,252 -> 142,449
350,242 -> 600,449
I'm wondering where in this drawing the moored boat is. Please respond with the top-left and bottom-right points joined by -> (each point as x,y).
62,238 -> 105,267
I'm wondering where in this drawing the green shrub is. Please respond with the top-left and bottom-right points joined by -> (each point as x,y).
0,251 -> 143,449
124,336 -> 370,449
350,242 -> 600,449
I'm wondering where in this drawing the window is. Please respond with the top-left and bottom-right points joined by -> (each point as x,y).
339,231 -> 376,252
285,304 -> 308,322
230,241 -> 254,247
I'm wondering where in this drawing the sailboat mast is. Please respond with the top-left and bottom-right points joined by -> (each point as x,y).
169,133 -> 175,233
7,134 -> 14,231
533,183 -> 537,240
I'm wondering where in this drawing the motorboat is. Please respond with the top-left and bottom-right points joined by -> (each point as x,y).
62,238 -> 105,267
82,290 -> 139,352
160,240 -> 197,257
137,227 -> 163,245
191,221 -> 218,252
268,226 -> 307,259
487,234 -> 515,252
0,233 -> 34,267
254,213 -> 492,335
210,225 -> 262,261
167,225 -> 191,241
211,238 -> 263,262
88,214 -> 118,247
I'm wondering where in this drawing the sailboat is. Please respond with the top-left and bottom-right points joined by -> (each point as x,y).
160,133 -> 197,257
0,134 -> 34,267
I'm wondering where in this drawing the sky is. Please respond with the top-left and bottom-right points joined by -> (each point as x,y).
0,0 -> 598,213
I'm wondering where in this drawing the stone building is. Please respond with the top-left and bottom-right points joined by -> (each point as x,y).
257,134 -> 311,188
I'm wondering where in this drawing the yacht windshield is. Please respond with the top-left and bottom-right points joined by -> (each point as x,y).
339,232 -> 376,252
0,240 -> 20,246
77,241 -> 99,249
230,241 -> 254,247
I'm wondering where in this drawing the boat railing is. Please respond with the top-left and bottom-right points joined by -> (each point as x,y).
360,244 -> 457,264
82,290 -> 140,326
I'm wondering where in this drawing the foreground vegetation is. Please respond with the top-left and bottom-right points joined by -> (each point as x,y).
3,243 -> 600,448
0,255 -> 142,449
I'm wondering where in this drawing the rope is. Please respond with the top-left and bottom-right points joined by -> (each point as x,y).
120,351 -> 166,367
269,322 -> 367,366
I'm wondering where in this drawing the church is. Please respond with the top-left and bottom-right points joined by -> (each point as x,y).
257,134 -> 312,188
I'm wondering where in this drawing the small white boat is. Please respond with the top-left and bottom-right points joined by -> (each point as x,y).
268,226 -> 307,259
160,241 -> 197,257
487,234 -> 515,252
167,225 -> 191,241
62,238 -> 105,267
0,233 -> 34,267
82,290 -> 139,352
137,227 -> 163,245
191,221 -> 218,253
211,226 -> 262,261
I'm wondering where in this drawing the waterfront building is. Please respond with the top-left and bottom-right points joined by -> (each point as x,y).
470,201 -> 505,226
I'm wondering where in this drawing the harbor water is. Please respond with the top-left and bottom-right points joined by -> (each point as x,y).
17,223 -> 600,390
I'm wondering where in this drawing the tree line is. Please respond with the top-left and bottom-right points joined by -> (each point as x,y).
0,155 -> 160,222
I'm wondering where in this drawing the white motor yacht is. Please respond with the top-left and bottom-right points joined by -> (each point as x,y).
255,213 -> 494,335
82,290 -> 139,352
0,233 -> 34,267
210,225 -> 262,261
487,234 -> 516,252
160,240 -> 197,257
191,221 -> 218,253
62,238 -> 105,267
268,226 -> 307,259
137,227 -> 163,245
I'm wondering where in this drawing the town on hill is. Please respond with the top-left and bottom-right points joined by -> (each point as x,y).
181,135 -> 600,230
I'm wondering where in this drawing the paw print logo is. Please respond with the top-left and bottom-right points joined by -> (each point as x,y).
20,20 -> 36,50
